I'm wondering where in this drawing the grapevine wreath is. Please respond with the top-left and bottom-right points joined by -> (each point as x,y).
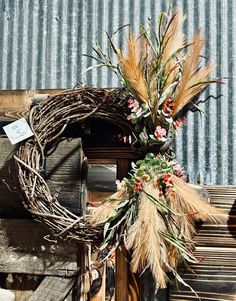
15,10 -> 224,290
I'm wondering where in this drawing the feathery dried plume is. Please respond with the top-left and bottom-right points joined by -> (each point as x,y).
162,11 -> 185,85
163,11 -> 185,60
126,183 -> 168,289
168,175 -> 225,222
173,32 -> 215,116
90,187 -> 127,224
117,34 -> 149,103
138,31 -> 159,109
166,202 -> 196,268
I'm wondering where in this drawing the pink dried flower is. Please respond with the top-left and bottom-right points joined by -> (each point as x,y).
128,98 -> 139,112
173,119 -> 182,129
173,164 -> 181,171
173,117 -> 187,129
127,114 -> 133,120
173,164 -> 187,179
154,126 -> 167,140
117,134 -> 128,144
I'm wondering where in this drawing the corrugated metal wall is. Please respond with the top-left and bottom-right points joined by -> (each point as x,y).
0,0 -> 235,185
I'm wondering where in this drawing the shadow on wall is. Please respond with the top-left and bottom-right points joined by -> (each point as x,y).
0,143 -> 30,218
141,269 -> 168,301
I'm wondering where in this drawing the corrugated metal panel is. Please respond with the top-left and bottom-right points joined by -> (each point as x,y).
0,0 -> 235,185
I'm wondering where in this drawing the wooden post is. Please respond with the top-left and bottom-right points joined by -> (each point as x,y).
75,147 -> 88,301
91,264 -> 106,301
74,244 -> 87,301
115,159 -> 130,301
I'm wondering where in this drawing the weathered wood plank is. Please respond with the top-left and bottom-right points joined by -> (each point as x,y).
29,276 -> 75,301
0,90 -> 61,121
0,219 -> 77,275
84,147 -> 141,160
170,186 -> 236,301
115,159 -> 130,301
195,218 -> 236,247
87,164 -> 117,192
205,186 -> 236,218
194,185 -> 236,248
0,138 -> 28,217
170,248 -> 236,301
46,137 -> 85,215
0,137 -> 85,216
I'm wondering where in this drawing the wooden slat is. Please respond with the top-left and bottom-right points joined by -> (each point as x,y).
0,137 -> 85,217
171,291 -> 236,300
29,276 -> 75,301
0,90 -> 61,122
87,164 -> 116,192
115,159 -> 130,301
46,137 -> 85,215
85,147 -> 141,160
170,248 -> 236,301
170,186 -> 236,301
0,138 -> 26,217
195,218 -> 236,247
194,185 -> 236,248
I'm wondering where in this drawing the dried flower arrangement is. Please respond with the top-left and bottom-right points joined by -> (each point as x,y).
89,10 -> 221,152
89,10 -> 224,290
13,9 -> 225,295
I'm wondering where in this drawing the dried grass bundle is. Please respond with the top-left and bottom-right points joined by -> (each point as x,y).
168,175 -> 225,222
173,32 -> 215,115
126,183 -> 168,289
90,187 -> 128,224
117,35 -> 149,103
89,155 -> 225,290
162,11 -> 185,86
163,11 -> 185,60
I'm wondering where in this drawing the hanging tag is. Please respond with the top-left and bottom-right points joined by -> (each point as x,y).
3,117 -> 34,145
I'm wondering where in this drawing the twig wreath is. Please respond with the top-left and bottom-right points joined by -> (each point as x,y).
14,88 -> 133,242
14,10 -> 224,291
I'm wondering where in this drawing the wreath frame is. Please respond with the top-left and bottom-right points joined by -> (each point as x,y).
14,87 -> 135,243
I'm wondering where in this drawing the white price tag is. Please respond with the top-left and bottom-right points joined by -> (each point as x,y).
3,117 -> 34,145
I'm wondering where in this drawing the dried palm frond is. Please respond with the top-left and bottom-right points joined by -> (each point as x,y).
168,175 -> 225,222
126,183 -> 168,289
90,187 -> 128,224
117,34 -> 149,103
173,32 -> 215,116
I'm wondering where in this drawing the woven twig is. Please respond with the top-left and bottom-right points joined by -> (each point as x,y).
15,87 -> 134,243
